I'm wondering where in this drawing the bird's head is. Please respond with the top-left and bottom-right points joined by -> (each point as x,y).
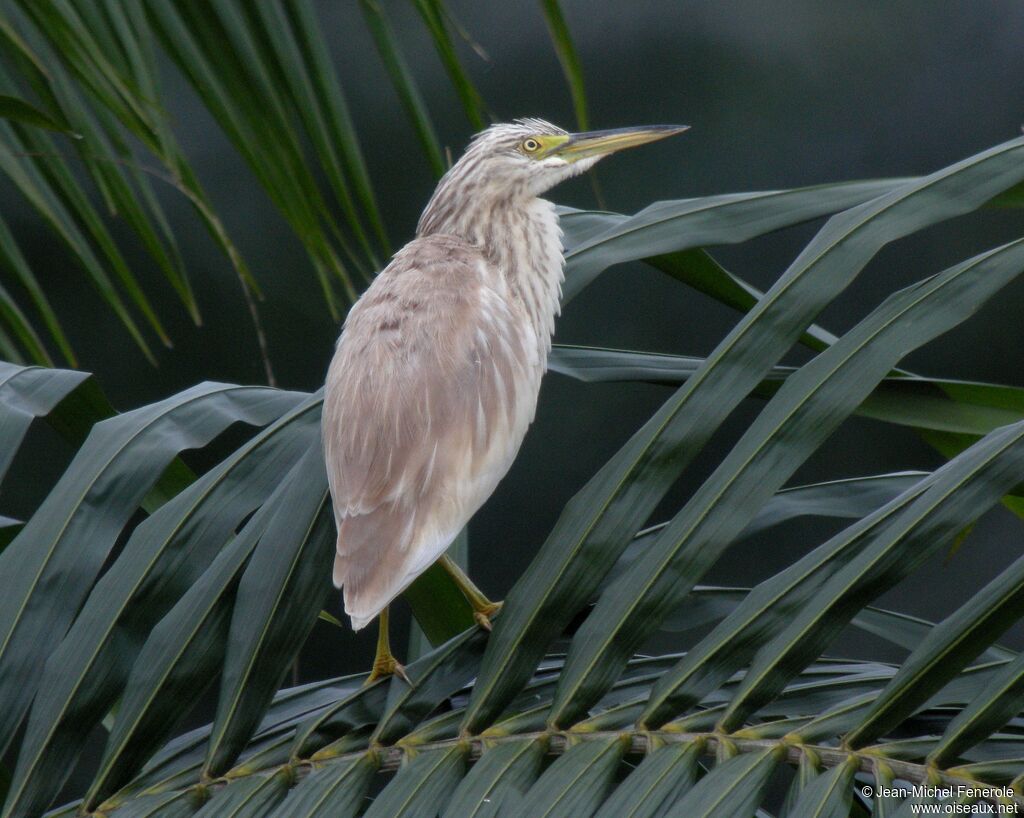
455,118 -> 689,197
417,118 -> 687,236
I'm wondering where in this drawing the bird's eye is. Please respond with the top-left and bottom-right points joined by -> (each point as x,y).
522,138 -> 541,153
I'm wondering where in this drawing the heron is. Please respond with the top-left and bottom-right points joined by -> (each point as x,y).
323,118 -> 688,681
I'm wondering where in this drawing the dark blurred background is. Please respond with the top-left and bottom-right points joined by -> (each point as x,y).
5,0 -> 1024,682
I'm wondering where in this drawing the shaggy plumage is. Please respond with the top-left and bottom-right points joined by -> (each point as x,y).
323,118 -> 685,630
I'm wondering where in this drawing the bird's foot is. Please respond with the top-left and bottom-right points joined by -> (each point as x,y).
473,600 -> 503,632
365,653 -> 411,686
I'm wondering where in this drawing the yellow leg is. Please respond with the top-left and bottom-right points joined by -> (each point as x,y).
365,607 -> 410,685
439,554 -> 503,630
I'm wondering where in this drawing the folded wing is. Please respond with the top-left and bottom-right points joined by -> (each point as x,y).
322,235 -> 539,629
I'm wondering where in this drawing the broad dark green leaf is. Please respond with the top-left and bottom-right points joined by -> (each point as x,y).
593,740 -> 700,818
0,516 -> 19,550
551,234 -> 1024,728
403,533 -> 476,651
779,749 -> 818,817
845,549 -> 1024,749
4,396 -> 317,818
627,471 -> 927,585
720,419 -> 1024,731
930,652 -> 1024,766
441,739 -> 546,818
0,362 -> 91,483
126,675 -> 360,801
267,755 -> 376,818
83,520 -> 263,814
784,759 -> 856,818
373,628 -> 489,746
560,179 -> 906,302
550,345 -> 1024,439
852,608 -> 1014,663
0,383 -> 298,760
465,139 -> 1024,735
204,446 -> 333,776
191,770 -> 289,818
105,790 -> 200,818
289,680 -> 388,761
644,248 -> 839,352
363,746 -> 466,818
83,449 -> 327,812
551,343 -> 1024,519
640,463 -> 983,728
517,736 -> 625,818
407,527 -> 470,659
664,749 -> 780,818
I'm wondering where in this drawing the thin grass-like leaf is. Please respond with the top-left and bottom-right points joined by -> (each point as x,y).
7,116 -> 172,348
538,0 -> 590,130
251,1 -> 379,269
412,0 -> 486,130
0,93 -> 75,135
0,124 -> 157,360
285,0 -> 390,257
359,0 -> 445,178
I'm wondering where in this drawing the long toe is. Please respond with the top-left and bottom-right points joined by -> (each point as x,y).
473,600 -> 504,631
365,654 -> 413,686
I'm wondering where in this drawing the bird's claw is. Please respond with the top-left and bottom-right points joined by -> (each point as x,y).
473,601 -> 503,632
365,655 -> 411,686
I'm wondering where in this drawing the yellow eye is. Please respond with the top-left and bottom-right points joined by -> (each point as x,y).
522,138 -> 541,153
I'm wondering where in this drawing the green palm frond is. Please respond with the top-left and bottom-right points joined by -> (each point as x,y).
6,100 -> 1024,818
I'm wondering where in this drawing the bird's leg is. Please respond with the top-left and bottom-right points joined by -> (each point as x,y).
439,554 -> 503,631
365,607 -> 410,685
